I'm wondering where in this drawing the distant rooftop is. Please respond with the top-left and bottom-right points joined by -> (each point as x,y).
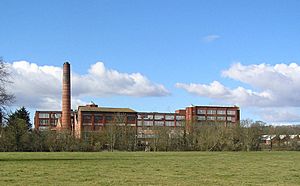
78,106 -> 137,113
186,105 -> 240,108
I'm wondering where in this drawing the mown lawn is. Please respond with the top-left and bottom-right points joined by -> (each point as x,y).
0,151 -> 299,185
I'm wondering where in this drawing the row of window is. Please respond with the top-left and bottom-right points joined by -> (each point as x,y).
197,109 -> 236,115
39,113 -> 187,121
138,115 -> 185,120
82,115 -> 136,123
39,126 -> 49,131
137,121 -> 184,127
38,113 -> 62,119
197,116 -> 236,122
82,123 -> 136,126
39,119 -> 59,125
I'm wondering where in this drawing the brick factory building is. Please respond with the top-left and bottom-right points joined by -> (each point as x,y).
184,105 -> 240,127
34,62 -> 240,138
34,104 -> 240,139
74,103 -> 137,138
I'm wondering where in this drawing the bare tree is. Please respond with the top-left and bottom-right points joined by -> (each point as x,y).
0,59 -> 14,109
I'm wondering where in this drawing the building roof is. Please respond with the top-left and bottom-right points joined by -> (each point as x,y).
78,106 -> 137,113
189,105 -> 239,109
137,112 -> 179,115
261,135 -> 276,140
35,110 -> 75,113
290,135 -> 299,139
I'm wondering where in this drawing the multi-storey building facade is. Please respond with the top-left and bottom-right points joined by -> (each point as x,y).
184,105 -> 240,126
74,103 -> 137,138
136,112 -> 186,139
34,104 -> 240,138
34,110 -> 76,131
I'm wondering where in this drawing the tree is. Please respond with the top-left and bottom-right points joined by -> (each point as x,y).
6,118 -> 29,151
9,106 -> 32,130
241,119 -> 264,151
0,107 -> 32,151
0,58 -> 14,109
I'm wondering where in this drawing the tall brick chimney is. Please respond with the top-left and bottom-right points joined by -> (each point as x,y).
61,62 -> 71,130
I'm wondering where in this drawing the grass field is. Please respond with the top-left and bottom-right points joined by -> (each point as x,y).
0,152 -> 299,185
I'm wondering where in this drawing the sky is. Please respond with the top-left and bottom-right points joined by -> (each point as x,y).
1,0 -> 300,124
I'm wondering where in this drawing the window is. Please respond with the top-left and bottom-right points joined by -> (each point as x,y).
154,114 -> 164,120
176,121 -> 184,126
227,110 -> 236,115
144,121 -> 153,126
39,113 -> 49,118
207,116 -> 216,120
39,119 -> 49,125
94,115 -> 103,123
217,116 -> 226,121
137,115 -> 143,119
127,116 -> 136,122
165,115 -> 174,120
55,113 -> 61,118
83,115 -> 92,123
137,121 -> 143,126
197,116 -> 206,120
227,116 -> 236,122
165,121 -> 175,126
105,116 -> 113,121
207,110 -> 216,115
154,121 -> 164,126
39,126 -> 49,130
144,115 -> 153,120
197,109 -> 206,114
217,110 -> 226,115
176,115 -> 185,120
50,119 -> 58,126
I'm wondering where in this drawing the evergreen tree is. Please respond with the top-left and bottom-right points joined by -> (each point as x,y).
9,106 -> 32,130
7,118 -> 29,151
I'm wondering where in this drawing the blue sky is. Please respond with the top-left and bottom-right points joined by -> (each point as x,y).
1,0 -> 300,124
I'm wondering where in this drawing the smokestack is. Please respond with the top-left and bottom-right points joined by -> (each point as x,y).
62,62 -> 71,130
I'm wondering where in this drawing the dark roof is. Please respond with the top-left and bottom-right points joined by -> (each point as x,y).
137,112 -> 178,115
190,105 -> 239,109
35,110 -> 75,113
78,106 -> 137,113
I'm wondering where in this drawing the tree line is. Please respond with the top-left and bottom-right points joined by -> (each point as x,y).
142,120 -> 300,151
0,107 -> 300,152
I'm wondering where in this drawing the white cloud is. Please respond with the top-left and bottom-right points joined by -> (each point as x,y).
202,35 -> 220,43
7,61 -> 170,110
75,62 -> 169,97
176,62 -> 300,122
256,108 -> 300,122
176,81 -> 273,107
221,63 -> 300,107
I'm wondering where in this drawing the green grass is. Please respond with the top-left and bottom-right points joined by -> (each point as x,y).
0,152 -> 299,185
